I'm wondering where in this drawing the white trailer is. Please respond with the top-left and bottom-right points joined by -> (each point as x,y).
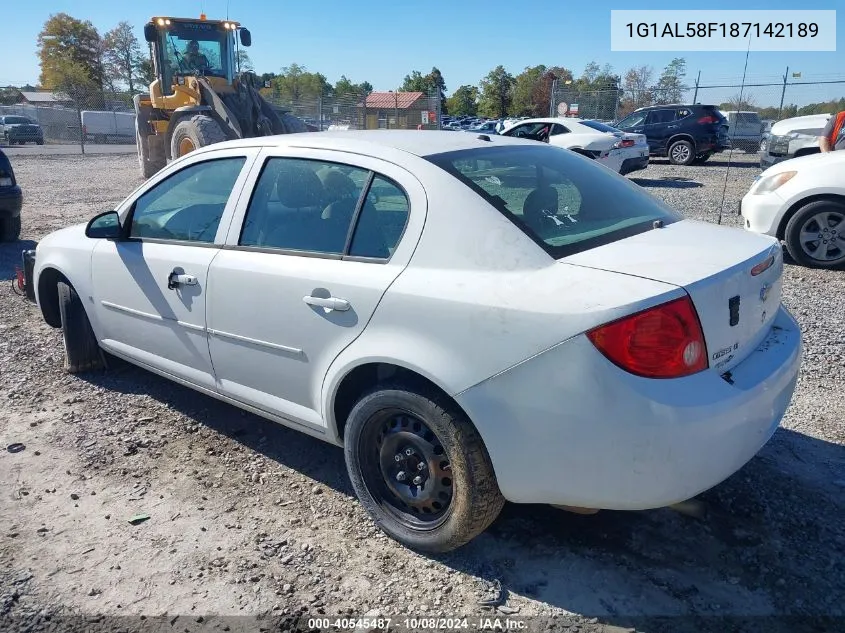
81,110 -> 136,144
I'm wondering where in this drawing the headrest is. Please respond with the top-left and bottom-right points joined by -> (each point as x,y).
273,163 -> 325,208
316,167 -> 358,200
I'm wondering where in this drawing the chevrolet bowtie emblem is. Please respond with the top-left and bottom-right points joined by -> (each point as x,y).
759,283 -> 771,302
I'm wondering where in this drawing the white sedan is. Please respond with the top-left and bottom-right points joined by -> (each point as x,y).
500,116 -> 649,175
26,131 -> 800,552
740,150 -> 845,268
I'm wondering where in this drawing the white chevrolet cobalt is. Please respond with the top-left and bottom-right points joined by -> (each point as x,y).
27,131 -> 801,552
741,150 -> 845,269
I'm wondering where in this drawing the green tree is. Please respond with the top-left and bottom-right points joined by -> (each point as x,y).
334,75 -> 373,100
478,65 -> 515,118
138,58 -> 155,85
270,63 -> 331,102
103,21 -> 143,95
401,67 -> 447,111
654,58 -> 686,104
446,85 -> 478,116
511,65 -> 549,116
38,13 -> 104,90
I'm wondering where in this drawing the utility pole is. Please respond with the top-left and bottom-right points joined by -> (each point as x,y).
778,66 -> 789,119
692,70 -> 701,103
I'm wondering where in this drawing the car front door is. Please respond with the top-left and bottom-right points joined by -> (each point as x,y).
90,149 -> 258,389
205,149 -> 423,431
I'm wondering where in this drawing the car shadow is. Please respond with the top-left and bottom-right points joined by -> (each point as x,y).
76,364 -> 845,629
631,177 -> 703,189
648,157 -> 761,169
0,239 -> 37,281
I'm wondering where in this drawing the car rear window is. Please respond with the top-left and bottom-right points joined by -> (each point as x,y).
424,144 -> 681,259
3,117 -> 33,125
579,120 -> 621,133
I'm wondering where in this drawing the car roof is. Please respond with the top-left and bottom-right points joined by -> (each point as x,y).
192,130 -> 533,158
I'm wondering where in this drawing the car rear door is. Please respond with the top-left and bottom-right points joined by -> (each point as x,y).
205,148 -> 424,431
90,148 -> 259,389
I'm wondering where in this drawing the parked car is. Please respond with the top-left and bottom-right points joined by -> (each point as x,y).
0,148 -> 22,242
720,110 -> 764,153
0,115 -> 44,146
501,117 -> 649,175
613,104 -> 729,166
81,110 -> 136,144
26,131 -> 800,552
466,121 -> 499,134
759,113 -> 831,170
740,150 -> 845,268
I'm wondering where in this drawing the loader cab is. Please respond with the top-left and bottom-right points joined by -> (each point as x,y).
144,17 -> 250,96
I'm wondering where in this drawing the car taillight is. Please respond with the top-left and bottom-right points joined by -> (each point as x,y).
613,139 -> 635,148
586,296 -> 708,379
697,115 -> 718,124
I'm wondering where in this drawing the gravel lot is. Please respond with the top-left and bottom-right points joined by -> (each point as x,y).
1,151 -> 843,633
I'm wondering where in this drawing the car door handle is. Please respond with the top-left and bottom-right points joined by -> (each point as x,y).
167,272 -> 198,289
303,295 -> 350,311
667,125 -> 679,129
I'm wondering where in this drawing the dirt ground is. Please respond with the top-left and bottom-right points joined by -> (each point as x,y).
1,152 -> 844,633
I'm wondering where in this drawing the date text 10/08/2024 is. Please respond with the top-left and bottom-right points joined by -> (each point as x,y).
625,22 -> 819,39
307,617 -> 528,630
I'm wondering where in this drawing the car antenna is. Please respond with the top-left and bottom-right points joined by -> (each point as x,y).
718,36 -> 752,225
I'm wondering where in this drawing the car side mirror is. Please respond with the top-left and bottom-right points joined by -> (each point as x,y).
239,28 -> 252,47
86,211 -> 122,239
144,23 -> 158,43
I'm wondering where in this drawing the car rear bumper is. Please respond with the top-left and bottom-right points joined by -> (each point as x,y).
0,186 -> 23,218
455,305 -> 801,510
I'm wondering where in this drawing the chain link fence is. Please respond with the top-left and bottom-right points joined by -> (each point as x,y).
550,76 -> 845,124
261,87 -> 443,131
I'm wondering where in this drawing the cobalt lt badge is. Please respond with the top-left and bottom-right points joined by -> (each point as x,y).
759,283 -> 771,302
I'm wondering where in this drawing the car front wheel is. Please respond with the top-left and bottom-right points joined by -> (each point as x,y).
344,384 -> 504,553
784,200 -> 845,269
57,281 -> 104,373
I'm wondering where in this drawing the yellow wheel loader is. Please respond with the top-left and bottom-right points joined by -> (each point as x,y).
135,15 -> 308,178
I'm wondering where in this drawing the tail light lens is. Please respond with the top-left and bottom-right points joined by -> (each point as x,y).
612,139 -> 635,148
697,115 -> 718,124
586,296 -> 708,379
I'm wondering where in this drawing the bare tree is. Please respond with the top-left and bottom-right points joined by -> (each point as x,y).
622,65 -> 654,109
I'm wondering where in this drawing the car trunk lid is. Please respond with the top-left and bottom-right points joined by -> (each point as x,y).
562,219 -> 783,373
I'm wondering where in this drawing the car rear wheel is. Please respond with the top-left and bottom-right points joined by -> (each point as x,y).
668,140 -> 695,166
344,384 -> 504,553
57,281 -> 104,373
0,215 -> 21,242
784,200 -> 845,269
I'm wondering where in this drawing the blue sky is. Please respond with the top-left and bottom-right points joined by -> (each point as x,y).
2,0 -> 842,105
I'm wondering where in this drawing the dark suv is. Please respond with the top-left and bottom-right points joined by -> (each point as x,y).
613,105 -> 729,166
0,148 -> 22,242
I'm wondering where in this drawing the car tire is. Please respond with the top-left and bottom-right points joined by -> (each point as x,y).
344,383 -> 505,553
0,215 -> 21,242
57,281 -> 104,373
668,139 -> 695,166
784,199 -> 845,269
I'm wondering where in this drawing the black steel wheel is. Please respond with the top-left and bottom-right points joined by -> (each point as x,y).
344,384 -> 504,552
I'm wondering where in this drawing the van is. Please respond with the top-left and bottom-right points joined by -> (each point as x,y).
720,110 -> 763,153
81,111 -> 136,144
759,113 -> 831,169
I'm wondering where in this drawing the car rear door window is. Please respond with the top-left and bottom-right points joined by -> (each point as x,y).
647,109 -> 676,125
129,157 -> 246,242
349,176 -> 410,259
549,124 -> 570,136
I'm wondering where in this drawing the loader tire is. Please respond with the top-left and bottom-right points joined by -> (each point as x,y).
170,115 -> 228,158
278,113 -> 309,134
135,95 -> 165,179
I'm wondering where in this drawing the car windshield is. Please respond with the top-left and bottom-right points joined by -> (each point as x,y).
4,117 -> 32,125
580,120 -> 621,133
425,144 -> 681,259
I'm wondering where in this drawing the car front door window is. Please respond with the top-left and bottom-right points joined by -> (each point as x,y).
617,113 -> 646,130
130,157 -> 246,243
